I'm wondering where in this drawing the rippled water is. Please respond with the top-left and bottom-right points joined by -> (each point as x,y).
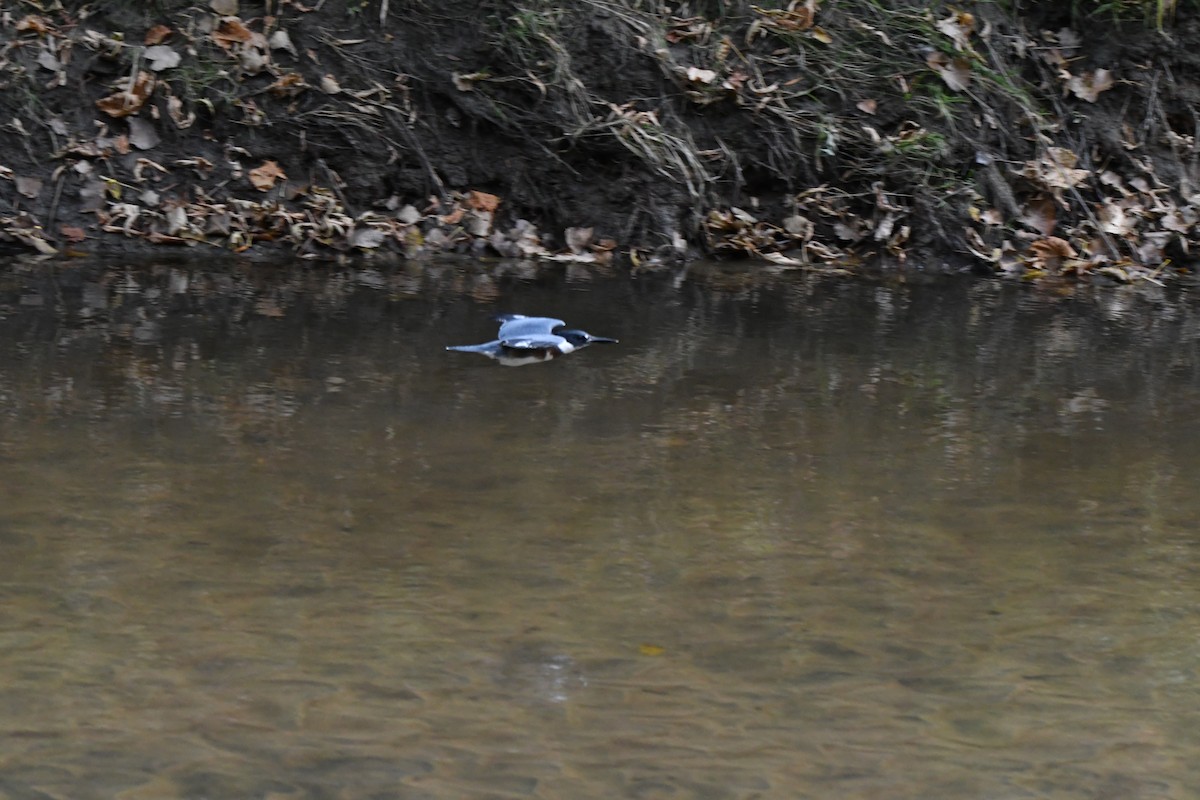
2,259 -> 1199,799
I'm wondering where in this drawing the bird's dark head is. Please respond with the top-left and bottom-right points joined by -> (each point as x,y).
558,329 -> 619,348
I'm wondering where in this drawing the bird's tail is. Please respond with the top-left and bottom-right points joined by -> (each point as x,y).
446,343 -> 499,353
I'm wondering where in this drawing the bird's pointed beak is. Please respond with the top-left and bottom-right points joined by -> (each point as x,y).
590,336 -> 619,344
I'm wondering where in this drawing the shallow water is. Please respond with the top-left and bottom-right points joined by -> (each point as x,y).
2,259 -> 1199,799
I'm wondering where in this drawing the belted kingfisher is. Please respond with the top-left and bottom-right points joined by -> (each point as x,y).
446,314 -> 618,366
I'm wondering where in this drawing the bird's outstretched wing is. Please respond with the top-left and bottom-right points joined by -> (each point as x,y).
496,315 -> 566,348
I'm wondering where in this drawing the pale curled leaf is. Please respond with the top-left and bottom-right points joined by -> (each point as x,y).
145,45 -> 181,71
15,176 -> 43,199
128,117 -> 161,150
166,206 -> 189,235
1019,147 -> 1089,191
351,227 -> 387,249
319,74 -> 342,94
1067,68 -> 1114,103
936,12 -> 976,51
565,226 -> 593,254
1097,202 -> 1135,236
269,30 -> 298,56
37,48 -> 61,72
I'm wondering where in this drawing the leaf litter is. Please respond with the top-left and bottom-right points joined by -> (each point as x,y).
0,1 -> 1195,285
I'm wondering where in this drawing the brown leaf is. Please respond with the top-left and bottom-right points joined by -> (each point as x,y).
59,225 -> 88,243
248,160 -> 286,191
212,17 -> 254,51
95,72 -> 156,118
751,1 -> 818,32
926,51 -> 971,92
1029,236 -> 1076,263
267,72 -> 307,97
856,98 -> 877,115
16,15 -> 53,36
467,190 -> 500,212
1019,198 -> 1057,235
144,25 -> 173,45
1019,147 -> 1089,191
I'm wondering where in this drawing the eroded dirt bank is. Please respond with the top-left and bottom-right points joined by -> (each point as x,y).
1,1 -> 1198,283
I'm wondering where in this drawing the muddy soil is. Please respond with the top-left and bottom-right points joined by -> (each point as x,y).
0,1 -> 1197,281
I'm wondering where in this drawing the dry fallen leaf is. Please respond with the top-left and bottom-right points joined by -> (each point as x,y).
1161,206 -> 1193,234
268,72 -> 307,97
856,98 -> 877,114
1019,197 -> 1057,235
269,30 -> 298,56
37,48 -> 61,72
465,211 -> 492,237
350,228 -> 387,249
1067,68 -> 1114,103
144,25 -> 173,45
936,11 -> 976,51
1097,201 -> 1135,236
565,226 -> 593,253
128,117 -> 161,151
167,95 -> 196,129
319,74 -> 342,94
15,176 -> 43,199
95,72 -> 156,118
926,51 -> 971,92
59,225 -> 88,243
452,72 -> 487,92
1019,147 -> 1089,191
145,45 -> 181,72
750,1 -> 817,32
212,17 -> 254,50
16,15 -> 53,36
211,0 -> 240,15
467,190 -> 500,212
1028,236 -> 1077,270
248,160 -> 286,191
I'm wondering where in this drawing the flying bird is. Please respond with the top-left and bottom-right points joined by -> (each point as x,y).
446,314 -> 618,366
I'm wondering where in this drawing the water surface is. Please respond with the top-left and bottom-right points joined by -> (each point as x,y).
2,260 -> 1199,799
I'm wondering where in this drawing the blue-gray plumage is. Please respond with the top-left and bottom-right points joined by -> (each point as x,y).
446,314 -> 618,366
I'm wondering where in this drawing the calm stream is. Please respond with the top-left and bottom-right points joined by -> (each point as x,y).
2,259 -> 1199,799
